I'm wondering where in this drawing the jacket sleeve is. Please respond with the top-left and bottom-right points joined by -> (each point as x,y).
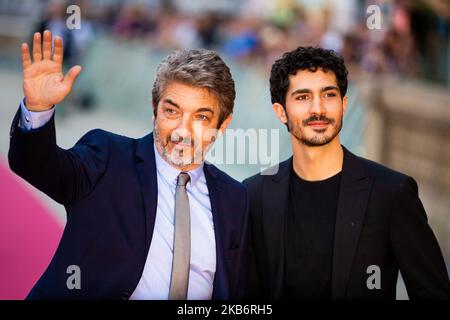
389,176 -> 450,299
8,106 -> 110,205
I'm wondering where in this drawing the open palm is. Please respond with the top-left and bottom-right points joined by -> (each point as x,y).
22,30 -> 82,111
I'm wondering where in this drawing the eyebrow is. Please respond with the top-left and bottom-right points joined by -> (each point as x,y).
162,98 -> 180,108
162,99 -> 214,114
291,86 -> 340,96
196,108 -> 214,114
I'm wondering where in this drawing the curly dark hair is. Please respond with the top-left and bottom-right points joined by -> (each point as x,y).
270,46 -> 348,107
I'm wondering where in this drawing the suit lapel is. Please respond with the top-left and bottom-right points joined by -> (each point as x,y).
135,133 -> 159,254
332,147 -> 373,299
204,164 -> 230,300
261,158 -> 292,299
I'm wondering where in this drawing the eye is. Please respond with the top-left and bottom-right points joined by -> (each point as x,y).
296,95 -> 309,101
196,114 -> 210,121
324,92 -> 337,98
165,108 -> 177,115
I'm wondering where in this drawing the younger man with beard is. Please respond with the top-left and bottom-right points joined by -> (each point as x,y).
244,46 -> 450,300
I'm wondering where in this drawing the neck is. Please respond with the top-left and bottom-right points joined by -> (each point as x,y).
176,163 -> 202,172
154,142 -> 203,172
291,136 -> 344,181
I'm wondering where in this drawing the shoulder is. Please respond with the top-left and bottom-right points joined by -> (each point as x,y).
78,129 -> 134,145
75,129 -> 137,154
243,158 -> 291,191
357,155 -> 415,188
348,152 -> 419,200
70,130 -> 140,167
204,162 -> 247,193
204,163 -> 249,220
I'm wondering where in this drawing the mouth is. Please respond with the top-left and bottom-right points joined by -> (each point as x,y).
307,121 -> 329,129
171,141 -> 191,147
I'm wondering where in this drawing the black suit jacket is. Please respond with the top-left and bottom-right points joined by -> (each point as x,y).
243,147 -> 450,299
8,108 -> 249,300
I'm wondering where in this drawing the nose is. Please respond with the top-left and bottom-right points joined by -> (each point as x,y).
309,96 -> 326,116
176,114 -> 192,131
172,115 -> 193,143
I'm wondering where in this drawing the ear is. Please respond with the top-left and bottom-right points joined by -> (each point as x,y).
152,101 -> 157,124
152,97 -> 160,113
218,114 -> 233,134
273,103 -> 288,125
342,95 -> 348,115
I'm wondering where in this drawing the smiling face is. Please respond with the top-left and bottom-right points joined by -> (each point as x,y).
273,68 -> 347,147
153,81 -> 232,171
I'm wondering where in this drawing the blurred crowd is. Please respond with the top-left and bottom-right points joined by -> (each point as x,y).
2,0 -> 450,82
69,0 -> 449,83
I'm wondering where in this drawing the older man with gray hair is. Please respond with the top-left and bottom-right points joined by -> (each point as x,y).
8,30 -> 248,300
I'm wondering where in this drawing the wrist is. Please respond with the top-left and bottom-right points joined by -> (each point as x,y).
25,99 -> 53,111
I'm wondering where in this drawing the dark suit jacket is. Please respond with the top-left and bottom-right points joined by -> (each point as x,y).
8,108 -> 249,300
243,147 -> 450,300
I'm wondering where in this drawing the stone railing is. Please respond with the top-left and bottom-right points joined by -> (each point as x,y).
359,74 -> 450,258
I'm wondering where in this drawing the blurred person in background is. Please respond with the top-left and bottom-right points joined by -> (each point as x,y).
35,0 -> 95,111
244,46 -> 450,300
112,3 -> 156,39
8,30 -> 248,300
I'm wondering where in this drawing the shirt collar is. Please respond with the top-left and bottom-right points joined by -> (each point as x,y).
153,142 -> 204,188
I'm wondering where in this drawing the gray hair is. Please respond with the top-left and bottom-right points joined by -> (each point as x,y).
152,49 -> 235,125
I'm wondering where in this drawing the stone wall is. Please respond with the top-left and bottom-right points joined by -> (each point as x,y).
360,75 -> 450,258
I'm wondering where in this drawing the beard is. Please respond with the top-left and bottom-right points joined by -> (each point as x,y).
288,114 -> 343,147
154,126 -> 210,168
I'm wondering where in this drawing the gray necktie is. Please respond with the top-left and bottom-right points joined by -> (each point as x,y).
169,172 -> 191,300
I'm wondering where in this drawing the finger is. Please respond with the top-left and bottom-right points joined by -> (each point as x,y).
21,43 -> 32,69
63,65 -> 82,88
52,36 -> 63,65
32,32 -> 42,62
43,30 -> 52,60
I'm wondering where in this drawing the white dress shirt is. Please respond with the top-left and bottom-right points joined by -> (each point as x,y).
130,143 -> 216,300
19,99 -> 217,300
